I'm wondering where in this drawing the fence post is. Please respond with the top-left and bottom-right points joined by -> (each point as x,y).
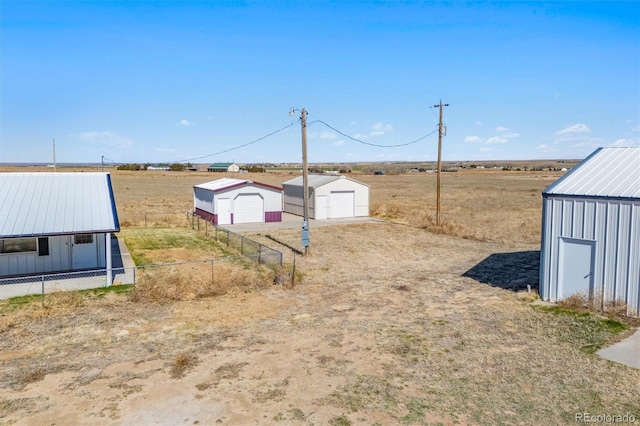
205,220 -> 208,236
133,267 -> 136,285
291,256 -> 296,288
144,213 -> 147,228
241,237 -> 244,255
258,245 -> 262,265
215,224 -> 218,240
41,275 -> 45,306
226,229 -> 230,247
210,259 -> 214,284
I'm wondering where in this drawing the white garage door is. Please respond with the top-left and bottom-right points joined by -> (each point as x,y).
234,194 -> 264,223
329,191 -> 355,218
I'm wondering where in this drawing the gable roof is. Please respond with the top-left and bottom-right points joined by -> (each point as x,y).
282,174 -> 369,189
194,178 -> 282,192
207,162 -> 237,169
542,147 -> 640,199
0,172 -> 120,238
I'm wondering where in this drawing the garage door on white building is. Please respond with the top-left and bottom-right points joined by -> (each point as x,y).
329,191 -> 355,218
234,194 -> 264,223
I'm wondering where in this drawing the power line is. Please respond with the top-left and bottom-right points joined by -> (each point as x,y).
174,121 -> 297,163
309,119 -> 439,148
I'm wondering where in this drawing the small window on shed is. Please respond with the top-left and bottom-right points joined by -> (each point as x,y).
38,237 -> 50,256
74,234 -> 94,245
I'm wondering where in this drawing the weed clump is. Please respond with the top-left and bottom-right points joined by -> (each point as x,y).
130,262 -> 274,303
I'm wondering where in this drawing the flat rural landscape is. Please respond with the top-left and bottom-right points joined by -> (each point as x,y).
1,166 -> 639,425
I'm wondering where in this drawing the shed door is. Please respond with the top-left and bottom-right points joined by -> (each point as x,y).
329,191 -> 355,218
315,195 -> 328,220
558,238 -> 595,299
217,198 -> 231,225
234,194 -> 264,223
71,234 -> 98,269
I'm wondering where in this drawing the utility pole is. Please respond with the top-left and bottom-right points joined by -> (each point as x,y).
290,107 -> 310,255
301,108 -> 310,255
434,100 -> 449,227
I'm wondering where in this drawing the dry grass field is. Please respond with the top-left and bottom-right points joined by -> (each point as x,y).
1,167 -> 639,425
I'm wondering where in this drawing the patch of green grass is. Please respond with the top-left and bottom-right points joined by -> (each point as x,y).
535,305 -> 629,353
401,398 -> 428,424
119,228 -> 230,265
328,415 -> 352,426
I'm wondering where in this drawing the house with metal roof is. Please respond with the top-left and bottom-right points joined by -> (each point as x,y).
282,174 -> 369,219
539,147 -> 640,316
0,173 -> 120,280
207,162 -> 240,173
193,178 -> 282,225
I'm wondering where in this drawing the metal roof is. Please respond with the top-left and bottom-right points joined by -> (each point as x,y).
194,178 -> 282,192
543,147 -> 640,199
0,172 -> 120,238
282,174 -> 369,189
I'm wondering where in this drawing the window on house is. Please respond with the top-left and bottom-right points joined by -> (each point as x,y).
0,238 -> 37,254
74,234 -> 94,245
38,237 -> 49,256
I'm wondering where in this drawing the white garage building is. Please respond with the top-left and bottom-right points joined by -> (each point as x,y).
539,147 -> 640,317
283,174 -> 369,219
193,178 -> 283,225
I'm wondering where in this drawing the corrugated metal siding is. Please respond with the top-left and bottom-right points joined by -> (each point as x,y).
194,180 -> 282,222
540,196 -> 640,316
283,175 -> 369,218
0,173 -> 120,237
543,147 -> 640,198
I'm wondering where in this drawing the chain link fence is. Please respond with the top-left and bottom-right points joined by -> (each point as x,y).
0,253 -> 291,302
119,212 -> 186,228
0,267 -> 135,300
186,212 -> 283,268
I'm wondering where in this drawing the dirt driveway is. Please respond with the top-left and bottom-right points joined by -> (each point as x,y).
1,222 -> 638,425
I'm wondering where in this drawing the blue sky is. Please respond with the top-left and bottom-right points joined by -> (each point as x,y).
1,1 -> 638,164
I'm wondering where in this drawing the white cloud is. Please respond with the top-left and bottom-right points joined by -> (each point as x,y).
631,125 -> 640,132
319,131 -> 337,140
537,144 -> 556,151
502,132 -> 520,139
485,136 -> 508,144
353,133 -> 367,140
611,138 -> 640,146
475,121 -> 483,126
372,122 -> 393,132
178,119 -> 194,126
369,122 -> 393,137
332,140 -> 345,147
76,131 -> 133,147
495,126 -> 509,132
555,123 -> 590,136
464,136 -> 483,143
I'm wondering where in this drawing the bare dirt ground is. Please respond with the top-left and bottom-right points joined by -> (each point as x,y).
1,168 -> 638,425
1,222 -> 639,425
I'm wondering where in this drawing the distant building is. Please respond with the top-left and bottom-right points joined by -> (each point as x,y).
0,173 -> 120,280
539,147 -> 640,317
207,162 -> 240,173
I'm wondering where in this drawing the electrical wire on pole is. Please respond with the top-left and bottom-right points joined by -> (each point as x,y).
433,100 -> 449,227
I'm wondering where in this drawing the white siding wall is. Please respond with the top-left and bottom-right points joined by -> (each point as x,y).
314,180 -> 369,217
0,233 -> 106,277
540,196 -> 640,316
195,185 -> 282,218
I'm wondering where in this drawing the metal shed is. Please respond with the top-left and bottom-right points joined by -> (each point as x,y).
0,172 -> 120,279
207,162 -> 240,173
539,147 -> 640,316
193,178 -> 282,225
282,174 -> 370,219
